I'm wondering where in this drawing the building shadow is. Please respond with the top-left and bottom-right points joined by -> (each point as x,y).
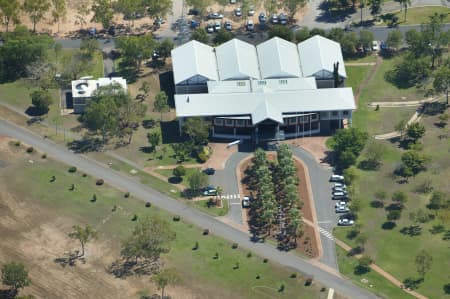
159,71 -> 175,108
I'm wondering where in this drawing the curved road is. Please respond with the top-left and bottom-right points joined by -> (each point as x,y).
0,119 -> 380,299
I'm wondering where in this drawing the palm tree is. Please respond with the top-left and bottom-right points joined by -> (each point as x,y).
153,269 -> 180,299
215,186 -> 223,207
68,225 -> 98,258
398,0 -> 411,21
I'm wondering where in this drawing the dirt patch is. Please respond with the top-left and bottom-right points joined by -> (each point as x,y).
239,152 -> 320,258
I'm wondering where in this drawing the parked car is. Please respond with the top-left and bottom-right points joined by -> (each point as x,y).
333,194 -> 349,200
206,23 -> 214,33
246,19 -> 254,31
190,20 -> 199,29
230,0 -> 236,3
235,7 -> 242,16
108,25 -> 116,36
332,191 -> 348,197
333,182 -> 346,189
330,174 -> 345,182
224,21 -> 232,30
208,12 -> 224,19
188,8 -> 200,15
372,40 -> 379,51
279,13 -> 287,25
203,168 -> 215,175
335,201 -> 348,208
242,196 -> 251,208
380,40 -> 388,50
259,12 -> 266,23
338,217 -> 354,226
271,13 -> 278,24
88,27 -> 97,37
248,6 -> 255,16
203,185 -> 217,196
214,21 -> 221,31
335,205 -> 350,213
333,187 -> 347,193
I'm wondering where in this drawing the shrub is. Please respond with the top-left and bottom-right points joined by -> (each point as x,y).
263,258 -> 268,263
145,202 -> 151,208
173,215 -> 181,222
14,141 -> 21,146
231,243 -> 238,249
68,166 -> 77,173
91,194 -> 97,202
203,229 -> 209,235
124,192 -> 130,198
387,210 -> 401,221
290,272 -> 297,278
213,252 -> 219,259
192,241 -> 199,250
256,274 -> 260,279
304,277 -> 313,286
278,283 -> 285,292
96,179 -> 104,186
112,205 -> 117,212
41,153 -> 47,159
26,147 -> 34,153
131,214 -> 138,221
246,252 -> 252,258
82,173 -> 87,177
197,146 -> 211,163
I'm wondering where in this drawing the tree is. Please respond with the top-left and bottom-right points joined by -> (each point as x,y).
397,0 -> 411,21
183,117 -> 210,145
401,150 -> 429,175
186,0 -> 211,15
191,28 -> 209,43
422,13 -> 449,69
115,0 -> 145,28
147,131 -> 160,152
22,0 -> 51,32
387,210 -> 402,221
153,91 -> 169,120
172,165 -> 186,180
153,269 -> 180,299
138,81 -> 151,102
269,25 -> 293,41
213,28 -> 234,45
80,38 -> 99,60
392,190 -> 408,208
188,170 -> 208,192
116,35 -> 156,72
51,0 -> 67,33
368,0 -> 382,19
283,0 -> 307,20
406,122 -> 426,143
438,113 -> 449,127
157,39 -> 174,61
31,90 -> 52,114
343,166 -> 358,185
359,30 -> 375,52
356,255 -> 372,273
359,0 -> 365,25
68,225 -> 98,258
91,0 -> 114,29
330,128 -> 368,169
74,0 -> 90,29
385,29 -> 403,51
121,216 -> 176,263
428,190 -> 448,210
363,141 -> 385,169
144,0 -> 173,20
0,0 -> 20,32
415,250 -> 432,278
433,66 -> 450,105
295,27 -> 310,42
1,262 -> 31,295
394,119 -> 408,139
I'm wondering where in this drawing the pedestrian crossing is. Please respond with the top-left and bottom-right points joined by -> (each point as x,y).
318,227 -> 334,241
219,194 -> 241,200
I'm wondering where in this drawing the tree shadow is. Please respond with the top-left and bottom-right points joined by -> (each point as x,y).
107,258 -> 160,278
67,137 -> 103,153
381,221 -> 396,230
385,203 -> 402,211
347,246 -> 363,257
54,251 -> 84,268
159,71 -> 175,108
370,200 -> 384,208
422,102 -> 447,116
25,106 -> 48,117
159,120 -> 186,144
354,265 -> 371,275
315,2 -> 356,24
168,176 -> 182,184
358,160 -> 380,171
400,225 -> 422,237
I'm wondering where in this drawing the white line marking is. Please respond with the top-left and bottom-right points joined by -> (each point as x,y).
230,202 -> 242,205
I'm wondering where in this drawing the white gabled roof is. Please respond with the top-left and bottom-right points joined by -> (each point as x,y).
216,39 -> 260,80
257,37 -> 302,79
298,35 -> 347,78
171,40 -> 219,84
175,87 -> 355,124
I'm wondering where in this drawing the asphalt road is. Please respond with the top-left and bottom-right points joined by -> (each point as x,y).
0,119 -> 381,299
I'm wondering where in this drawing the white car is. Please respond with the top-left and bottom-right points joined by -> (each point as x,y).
206,23 -> 214,33
338,218 -> 354,226
235,7 -> 242,17
248,7 -> 255,16
333,182 -> 347,189
242,196 -> 251,208
372,40 -> 379,51
332,190 -> 348,197
214,21 -> 221,31
333,186 -> 347,193
335,201 -> 347,208
230,0 -> 236,3
224,21 -> 232,30
330,174 -> 345,182
335,205 -> 350,213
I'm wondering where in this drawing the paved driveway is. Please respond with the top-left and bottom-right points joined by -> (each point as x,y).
0,118 -> 380,299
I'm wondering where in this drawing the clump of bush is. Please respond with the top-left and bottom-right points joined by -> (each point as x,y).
41,153 -> 47,159
96,179 -> 104,186
173,215 -> 181,222
197,146 -> 211,163
124,192 -> 130,198
246,252 -> 252,258
131,214 -> 138,221
290,272 -> 297,278
26,147 -> 34,153
82,173 -> 87,177
91,194 -> 97,202
203,229 -> 209,235
231,243 -> 238,249
68,166 -> 77,173
263,258 -> 268,263
145,202 -> 151,208
14,141 -> 21,147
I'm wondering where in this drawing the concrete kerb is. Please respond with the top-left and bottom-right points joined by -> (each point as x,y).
235,152 -> 324,261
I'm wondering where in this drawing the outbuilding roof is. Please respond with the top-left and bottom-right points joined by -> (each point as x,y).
257,37 -> 302,79
297,35 -> 347,78
215,39 -> 260,80
175,87 -> 355,124
71,77 -> 127,98
171,40 -> 219,84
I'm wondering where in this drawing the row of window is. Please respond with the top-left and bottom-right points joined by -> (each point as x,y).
213,114 -> 320,127
234,79 -> 290,87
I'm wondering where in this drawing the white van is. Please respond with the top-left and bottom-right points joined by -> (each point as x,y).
330,174 -> 345,182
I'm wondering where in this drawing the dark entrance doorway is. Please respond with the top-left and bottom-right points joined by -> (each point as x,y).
257,119 -> 283,142
65,92 -> 73,109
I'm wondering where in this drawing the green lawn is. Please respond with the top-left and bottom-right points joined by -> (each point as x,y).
379,7 -> 450,26
345,66 -> 372,95
337,107 -> 450,299
192,198 -> 230,217
155,167 -> 201,183
344,55 -> 377,64
335,247 -> 416,299
1,150 -> 330,299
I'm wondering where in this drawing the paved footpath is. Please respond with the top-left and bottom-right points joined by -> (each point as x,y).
0,118 -> 380,299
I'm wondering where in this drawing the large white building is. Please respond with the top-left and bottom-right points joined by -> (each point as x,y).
171,35 -> 355,142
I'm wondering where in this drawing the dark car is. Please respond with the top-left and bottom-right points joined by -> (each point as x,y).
108,25 -> 116,36
258,12 -> 266,23
203,168 -> 215,175
188,8 -> 200,15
